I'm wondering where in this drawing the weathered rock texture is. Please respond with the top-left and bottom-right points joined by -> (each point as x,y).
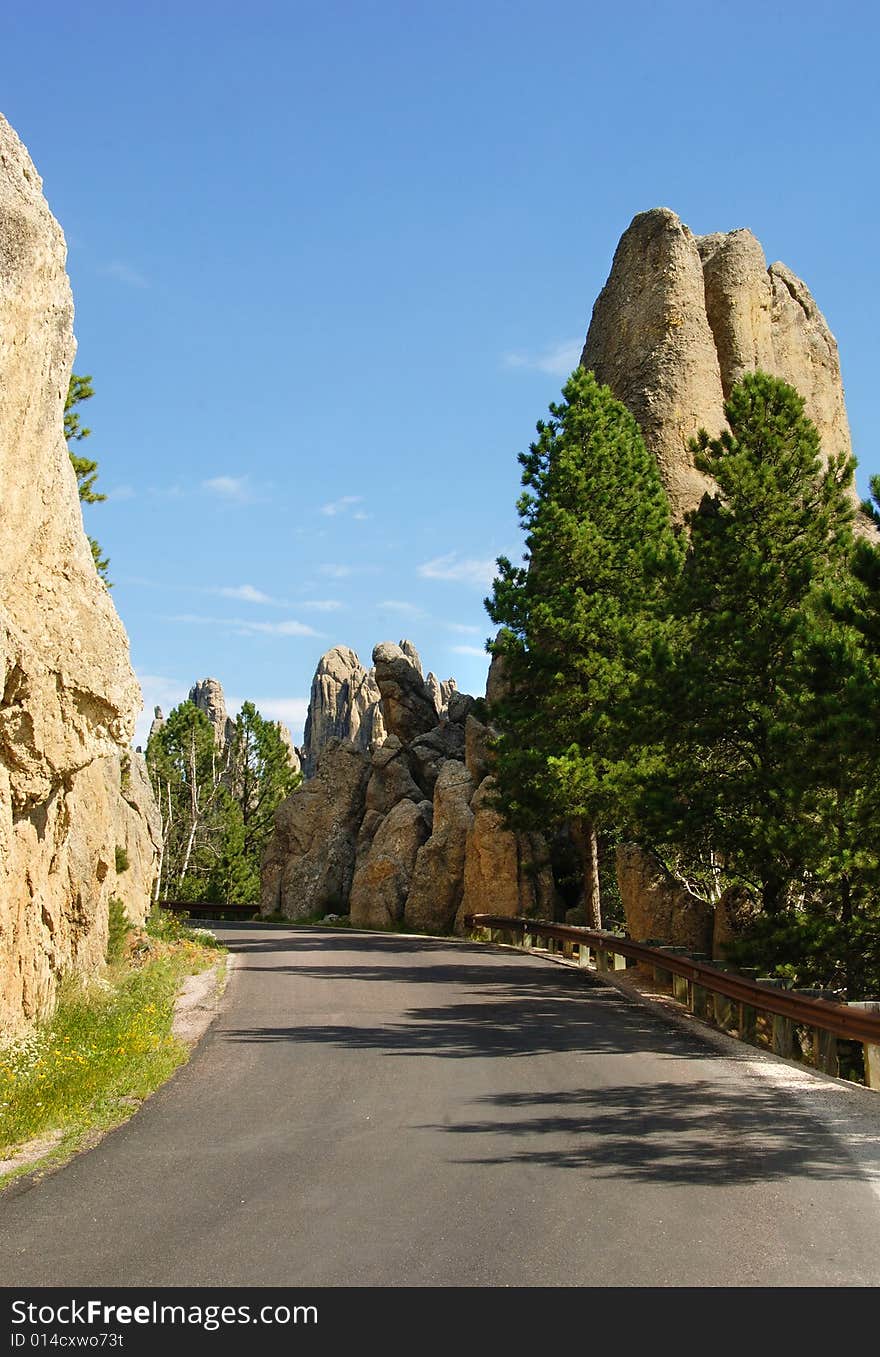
456,777 -> 556,931
261,740 -> 370,920
301,646 -> 385,777
582,207 -> 858,520
262,640 -> 556,931
371,642 -> 438,745
189,677 -> 235,748
615,843 -> 714,956
0,113 -> 158,1030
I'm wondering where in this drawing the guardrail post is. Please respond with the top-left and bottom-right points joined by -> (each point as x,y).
672,972 -> 689,1005
758,979 -> 794,1057
562,938 -> 574,961
596,946 -> 612,972
578,942 -> 591,969
522,928 -> 533,951
848,1002 -> 880,1089
795,990 -> 839,1075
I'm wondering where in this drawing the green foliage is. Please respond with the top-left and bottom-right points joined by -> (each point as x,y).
485,367 -> 683,921
146,699 -> 301,905
65,373 -> 110,585
119,754 -> 131,793
105,897 -> 131,965
0,938 -> 223,1158
635,372 -> 857,915
114,844 -> 129,874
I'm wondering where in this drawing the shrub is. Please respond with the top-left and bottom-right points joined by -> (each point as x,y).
114,844 -> 130,873
105,897 -> 131,965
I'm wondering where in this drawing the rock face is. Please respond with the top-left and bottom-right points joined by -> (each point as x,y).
0,113 -> 158,1030
261,740 -> 370,920
261,641 -> 555,931
372,641 -> 439,745
582,207 -> 858,520
426,671 -> 457,718
349,799 -> 432,929
189,677 -> 234,748
615,843 -> 714,955
301,646 -> 385,777
404,762 -> 474,933
456,776 -> 556,929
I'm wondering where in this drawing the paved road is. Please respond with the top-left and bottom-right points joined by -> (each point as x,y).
2,927 -> 879,1286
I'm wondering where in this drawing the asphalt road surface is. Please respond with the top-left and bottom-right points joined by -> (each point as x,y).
2,927 -> 879,1287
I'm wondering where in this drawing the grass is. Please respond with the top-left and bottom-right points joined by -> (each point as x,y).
0,911 -> 226,1182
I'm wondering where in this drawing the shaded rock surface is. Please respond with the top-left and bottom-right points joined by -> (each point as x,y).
615,843 -> 714,955
0,113 -> 158,1030
349,798 -> 432,929
260,740 -> 370,920
372,641 -> 439,745
404,762 -> 474,934
582,207 -> 861,521
260,641 -> 555,933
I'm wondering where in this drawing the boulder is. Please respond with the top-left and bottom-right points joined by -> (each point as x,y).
404,762 -> 475,933
615,843 -> 714,955
456,776 -> 555,930
349,799 -> 432,928
301,646 -> 385,777
260,739 -> 370,920
407,723 -> 466,798
0,113 -> 157,1029
364,735 -> 423,817
372,641 -> 440,744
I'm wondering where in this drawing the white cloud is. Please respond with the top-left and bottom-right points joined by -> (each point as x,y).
321,495 -> 362,517
418,553 -> 496,588
215,584 -> 275,604
451,644 -> 488,658
165,613 -> 321,638
352,511 -> 371,521
242,619 -> 321,637
319,564 -> 355,578
379,600 -> 426,618
202,475 -> 254,503
101,260 -> 149,288
445,622 -> 482,635
106,484 -> 135,502
301,599 -> 344,611
503,338 -> 583,377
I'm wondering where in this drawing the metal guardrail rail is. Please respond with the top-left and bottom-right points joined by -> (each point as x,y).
465,913 -> 880,1088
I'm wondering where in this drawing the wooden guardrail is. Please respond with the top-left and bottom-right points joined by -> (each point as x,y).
465,913 -> 880,1091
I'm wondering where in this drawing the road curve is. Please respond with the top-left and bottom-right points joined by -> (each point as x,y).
2,927 -> 879,1287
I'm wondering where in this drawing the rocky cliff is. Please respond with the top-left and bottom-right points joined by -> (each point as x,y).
261,641 -> 555,929
300,646 -> 386,777
0,113 -> 159,1030
581,208 -> 859,520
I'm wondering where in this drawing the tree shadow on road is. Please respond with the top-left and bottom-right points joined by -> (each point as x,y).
420,1079 -> 876,1187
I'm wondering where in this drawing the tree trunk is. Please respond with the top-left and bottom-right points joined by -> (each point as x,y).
571,817 -> 602,930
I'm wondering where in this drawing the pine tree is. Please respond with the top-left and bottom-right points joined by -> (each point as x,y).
639,372 -> 856,916
486,368 -> 684,926
146,702 -> 228,901
65,373 -> 110,583
215,703 -> 301,900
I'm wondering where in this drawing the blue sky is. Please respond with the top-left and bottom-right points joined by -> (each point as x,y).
4,1 -> 879,745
